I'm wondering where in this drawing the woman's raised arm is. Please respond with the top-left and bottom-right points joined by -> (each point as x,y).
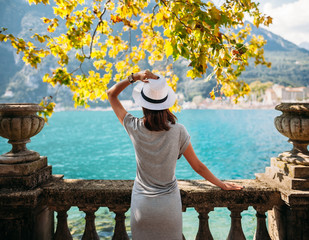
107,78 -> 131,125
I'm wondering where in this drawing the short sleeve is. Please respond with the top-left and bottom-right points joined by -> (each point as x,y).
178,125 -> 191,159
123,113 -> 137,135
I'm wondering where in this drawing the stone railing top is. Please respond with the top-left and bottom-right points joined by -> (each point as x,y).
40,178 -> 281,210
0,178 -> 283,209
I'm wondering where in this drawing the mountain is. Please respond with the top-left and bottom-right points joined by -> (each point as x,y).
238,23 -> 309,87
0,1 -> 309,105
299,42 -> 309,51
252,24 -> 307,52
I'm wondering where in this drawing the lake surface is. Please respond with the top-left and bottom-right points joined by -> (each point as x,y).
0,109 -> 290,239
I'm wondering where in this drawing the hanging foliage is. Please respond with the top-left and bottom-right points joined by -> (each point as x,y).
0,0 -> 272,117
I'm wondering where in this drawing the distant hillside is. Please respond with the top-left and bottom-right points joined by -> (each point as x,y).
299,42 -> 309,51
0,1 -> 309,105
175,23 -> 309,101
239,23 -> 309,87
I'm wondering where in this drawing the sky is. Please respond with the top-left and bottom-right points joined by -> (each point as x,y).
213,0 -> 309,46
255,0 -> 309,45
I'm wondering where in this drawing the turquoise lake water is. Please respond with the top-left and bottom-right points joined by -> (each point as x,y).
0,109 -> 290,239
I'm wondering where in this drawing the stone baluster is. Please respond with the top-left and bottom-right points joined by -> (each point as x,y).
227,206 -> 247,240
194,206 -> 214,240
253,206 -> 271,240
51,206 -> 73,240
79,206 -> 100,240
109,206 -> 130,240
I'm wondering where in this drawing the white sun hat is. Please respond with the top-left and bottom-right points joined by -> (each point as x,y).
132,74 -> 176,110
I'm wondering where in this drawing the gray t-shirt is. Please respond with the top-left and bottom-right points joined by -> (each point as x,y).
123,113 -> 190,196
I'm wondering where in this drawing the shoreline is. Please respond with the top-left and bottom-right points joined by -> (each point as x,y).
54,104 -> 279,112
53,99 -> 309,112
53,106 -> 278,112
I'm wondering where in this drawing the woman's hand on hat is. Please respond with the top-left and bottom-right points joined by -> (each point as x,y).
133,70 -> 159,83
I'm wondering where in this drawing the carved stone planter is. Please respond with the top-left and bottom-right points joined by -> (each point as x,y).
256,103 -> 309,190
0,103 -> 45,163
0,103 -> 51,189
274,103 -> 309,165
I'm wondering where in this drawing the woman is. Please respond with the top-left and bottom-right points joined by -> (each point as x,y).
107,70 -> 243,240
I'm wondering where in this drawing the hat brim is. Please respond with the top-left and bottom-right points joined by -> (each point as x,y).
133,82 -> 176,110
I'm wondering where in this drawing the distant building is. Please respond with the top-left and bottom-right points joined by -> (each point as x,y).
282,87 -> 308,102
264,88 -> 278,105
272,84 -> 285,99
264,84 -> 309,104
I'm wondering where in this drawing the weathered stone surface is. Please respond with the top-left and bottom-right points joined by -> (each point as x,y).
268,204 -> 309,240
0,156 -> 47,176
262,166 -> 309,190
0,201 -> 53,240
43,179 -> 133,207
271,157 -> 309,178
0,188 -> 43,207
41,179 -> 281,209
277,150 -> 309,166
256,172 -> 309,206
0,165 -> 52,190
179,179 -> 281,209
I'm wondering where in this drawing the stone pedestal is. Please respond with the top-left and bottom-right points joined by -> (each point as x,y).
267,205 -> 309,240
0,156 -> 52,190
0,103 -> 52,190
0,188 -> 54,240
0,103 -> 53,239
261,157 -> 309,190
256,168 -> 309,240
256,103 -> 309,240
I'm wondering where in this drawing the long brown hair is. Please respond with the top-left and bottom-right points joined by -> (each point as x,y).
142,108 -> 177,131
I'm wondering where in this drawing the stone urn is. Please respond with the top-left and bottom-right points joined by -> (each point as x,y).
256,102 -> 309,191
0,103 -> 52,189
0,103 -> 45,163
274,103 -> 309,165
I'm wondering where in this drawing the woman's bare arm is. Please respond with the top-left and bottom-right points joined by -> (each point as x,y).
183,142 -> 243,190
107,79 -> 131,125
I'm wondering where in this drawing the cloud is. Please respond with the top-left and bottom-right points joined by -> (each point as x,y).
262,0 -> 309,45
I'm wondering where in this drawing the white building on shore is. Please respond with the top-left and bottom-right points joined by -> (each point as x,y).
264,84 -> 309,105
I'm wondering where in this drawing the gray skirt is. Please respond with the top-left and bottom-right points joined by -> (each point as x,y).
130,185 -> 182,240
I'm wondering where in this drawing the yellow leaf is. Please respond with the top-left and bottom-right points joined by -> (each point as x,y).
0,34 -> 6,42
209,90 -> 215,100
186,69 -> 195,79
43,73 -> 50,82
164,40 -> 173,58
164,29 -> 171,38
106,1 -> 115,11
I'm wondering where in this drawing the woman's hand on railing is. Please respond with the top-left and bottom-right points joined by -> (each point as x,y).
221,182 -> 244,190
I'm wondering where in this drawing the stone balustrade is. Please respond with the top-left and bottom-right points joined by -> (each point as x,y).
37,177 -> 280,240
1,102 -> 309,239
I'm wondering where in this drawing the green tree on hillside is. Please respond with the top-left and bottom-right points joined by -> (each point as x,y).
0,0 -> 271,119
